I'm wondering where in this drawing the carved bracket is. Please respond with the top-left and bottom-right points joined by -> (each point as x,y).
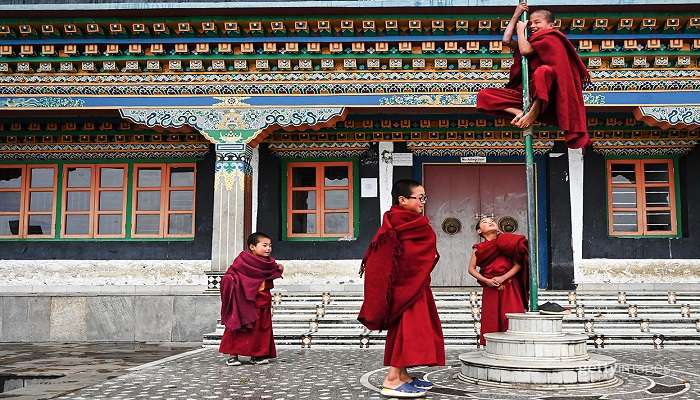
634,106 -> 700,130
120,106 -> 346,145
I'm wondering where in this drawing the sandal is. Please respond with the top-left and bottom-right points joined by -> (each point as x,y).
410,378 -> 433,390
250,357 -> 270,365
225,356 -> 242,366
380,382 -> 426,398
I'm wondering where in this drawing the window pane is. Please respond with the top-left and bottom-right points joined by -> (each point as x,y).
27,214 -> 51,235
0,168 -> 22,188
292,213 -> 316,234
138,168 -> 162,187
292,167 -> 316,187
66,191 -> 91,211
324,190 -> 349,209
644,163 -> 669,184
612,212 -> 637,232
168,214 -> 192,235
98,214 -> 122,235
169,190 -> 193,211
30,168 -> 54,188
65,214 -> 90,235
67,167 -> 92,188
611,187 -> 636,208
324,212 -> 349,234
292,191 -> 316,210
100,167 -> 124,188
0,192 -> 21,212
645,187 -> 670,208
0,215 -> 20,235
29,191 -> 53,212
324,166 -> 349,186
137,191 -> 161,211
99,191 -> 123,211
610,164 -> 636,184
135,214 -> 160,234
647,211 -> 672,232
170,167 -> 195,187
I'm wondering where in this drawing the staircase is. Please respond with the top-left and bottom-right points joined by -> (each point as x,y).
203,290 -> 700,349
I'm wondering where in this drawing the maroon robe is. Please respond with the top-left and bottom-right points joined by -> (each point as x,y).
474,233 -> 529,345
219,251 -> 282,358
358,205 -> 445,368
477,28 -> 591,149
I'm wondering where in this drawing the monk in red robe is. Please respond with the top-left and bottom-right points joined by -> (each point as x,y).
468,217 -> 528,346
219,232 -> 283,365
476,3 -> 592,149
358,179 -> 445,398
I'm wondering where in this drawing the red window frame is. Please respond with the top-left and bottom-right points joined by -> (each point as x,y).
0,164 -> 57,238
286,161 -> 354,238
62,164 -> 128,238
607,159 -> 677,236
132,163 -> 196,238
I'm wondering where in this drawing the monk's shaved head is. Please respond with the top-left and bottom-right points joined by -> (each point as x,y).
531,9 -> 554,23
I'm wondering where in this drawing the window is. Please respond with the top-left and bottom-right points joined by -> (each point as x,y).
132,164 -> 196,238
0,165 -> 57,238
62,164 -> 127,238
607,159 -> 677,236
286,161 -> 354,238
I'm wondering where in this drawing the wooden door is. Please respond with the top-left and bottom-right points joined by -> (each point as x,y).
424,164 -> 527,287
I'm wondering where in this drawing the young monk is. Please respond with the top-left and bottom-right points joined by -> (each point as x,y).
477,2 -> 592,149
468,217 -> 528,346
219,232 -> 283,366
358,179 -> 445,399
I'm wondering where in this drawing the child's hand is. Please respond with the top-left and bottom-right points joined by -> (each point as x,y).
278,264 -> 284,274
516,20 -> 528,33
513,2 -> 528,18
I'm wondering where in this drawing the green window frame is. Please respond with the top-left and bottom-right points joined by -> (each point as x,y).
0,159 -> 197,241
281,158 -> 360,241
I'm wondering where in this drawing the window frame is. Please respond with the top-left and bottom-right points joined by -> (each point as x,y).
606,158 -> 678,237
284,160 -> 357,240
0,164 -> 58,239
132,163 -> 196,239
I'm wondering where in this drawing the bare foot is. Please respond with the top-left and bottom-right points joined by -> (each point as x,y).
513,100 -> 542,128
383,377 -> 405,389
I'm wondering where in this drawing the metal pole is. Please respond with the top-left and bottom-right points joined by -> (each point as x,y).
519,7 -> 540,312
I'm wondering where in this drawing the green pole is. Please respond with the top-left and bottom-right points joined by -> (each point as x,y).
520,7 -> 540,312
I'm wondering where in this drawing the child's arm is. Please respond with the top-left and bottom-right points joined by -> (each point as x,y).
468,249 -> 500,287
493,261 -> 522,286
503,2 -> 529,47
516,21 -> 535,56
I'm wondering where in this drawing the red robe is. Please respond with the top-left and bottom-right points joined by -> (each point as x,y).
477,28 -> 591,149
219,251 -> 282,358
358,205 -> 445,368
474,233 -> 529,346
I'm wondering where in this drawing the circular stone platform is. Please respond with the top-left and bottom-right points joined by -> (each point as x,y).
459,312 -> 618,388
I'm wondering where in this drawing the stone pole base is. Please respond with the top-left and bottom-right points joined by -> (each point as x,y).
458,312 -> 618,389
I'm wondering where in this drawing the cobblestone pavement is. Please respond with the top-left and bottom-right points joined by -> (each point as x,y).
55,348 -> 700,400
0,343 -> 198,400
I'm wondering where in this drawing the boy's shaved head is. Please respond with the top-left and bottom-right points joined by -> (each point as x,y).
531,9 -> 554,23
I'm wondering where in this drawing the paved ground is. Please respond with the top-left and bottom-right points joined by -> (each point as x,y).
12,347 -> 696,400
0,343 -> 198,400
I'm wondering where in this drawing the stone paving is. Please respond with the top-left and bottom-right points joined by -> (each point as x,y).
53,348 -> 700,400
0,343 -> 198,400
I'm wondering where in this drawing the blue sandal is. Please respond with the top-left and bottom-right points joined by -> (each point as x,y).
380,382 -> 426,398
410,378 -> 434,390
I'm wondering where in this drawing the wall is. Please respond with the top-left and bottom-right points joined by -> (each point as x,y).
1,149 -> 215,261
0,293 -> 218,343
547,143 -> 575,290
256,143 -> 380,260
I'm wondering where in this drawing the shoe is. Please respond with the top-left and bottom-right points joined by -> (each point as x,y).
539,301 -> 569,315
226,356 -> 242,366
250,357 -> 270,365
410,378 -> 433,390
380,382 -> 426,398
